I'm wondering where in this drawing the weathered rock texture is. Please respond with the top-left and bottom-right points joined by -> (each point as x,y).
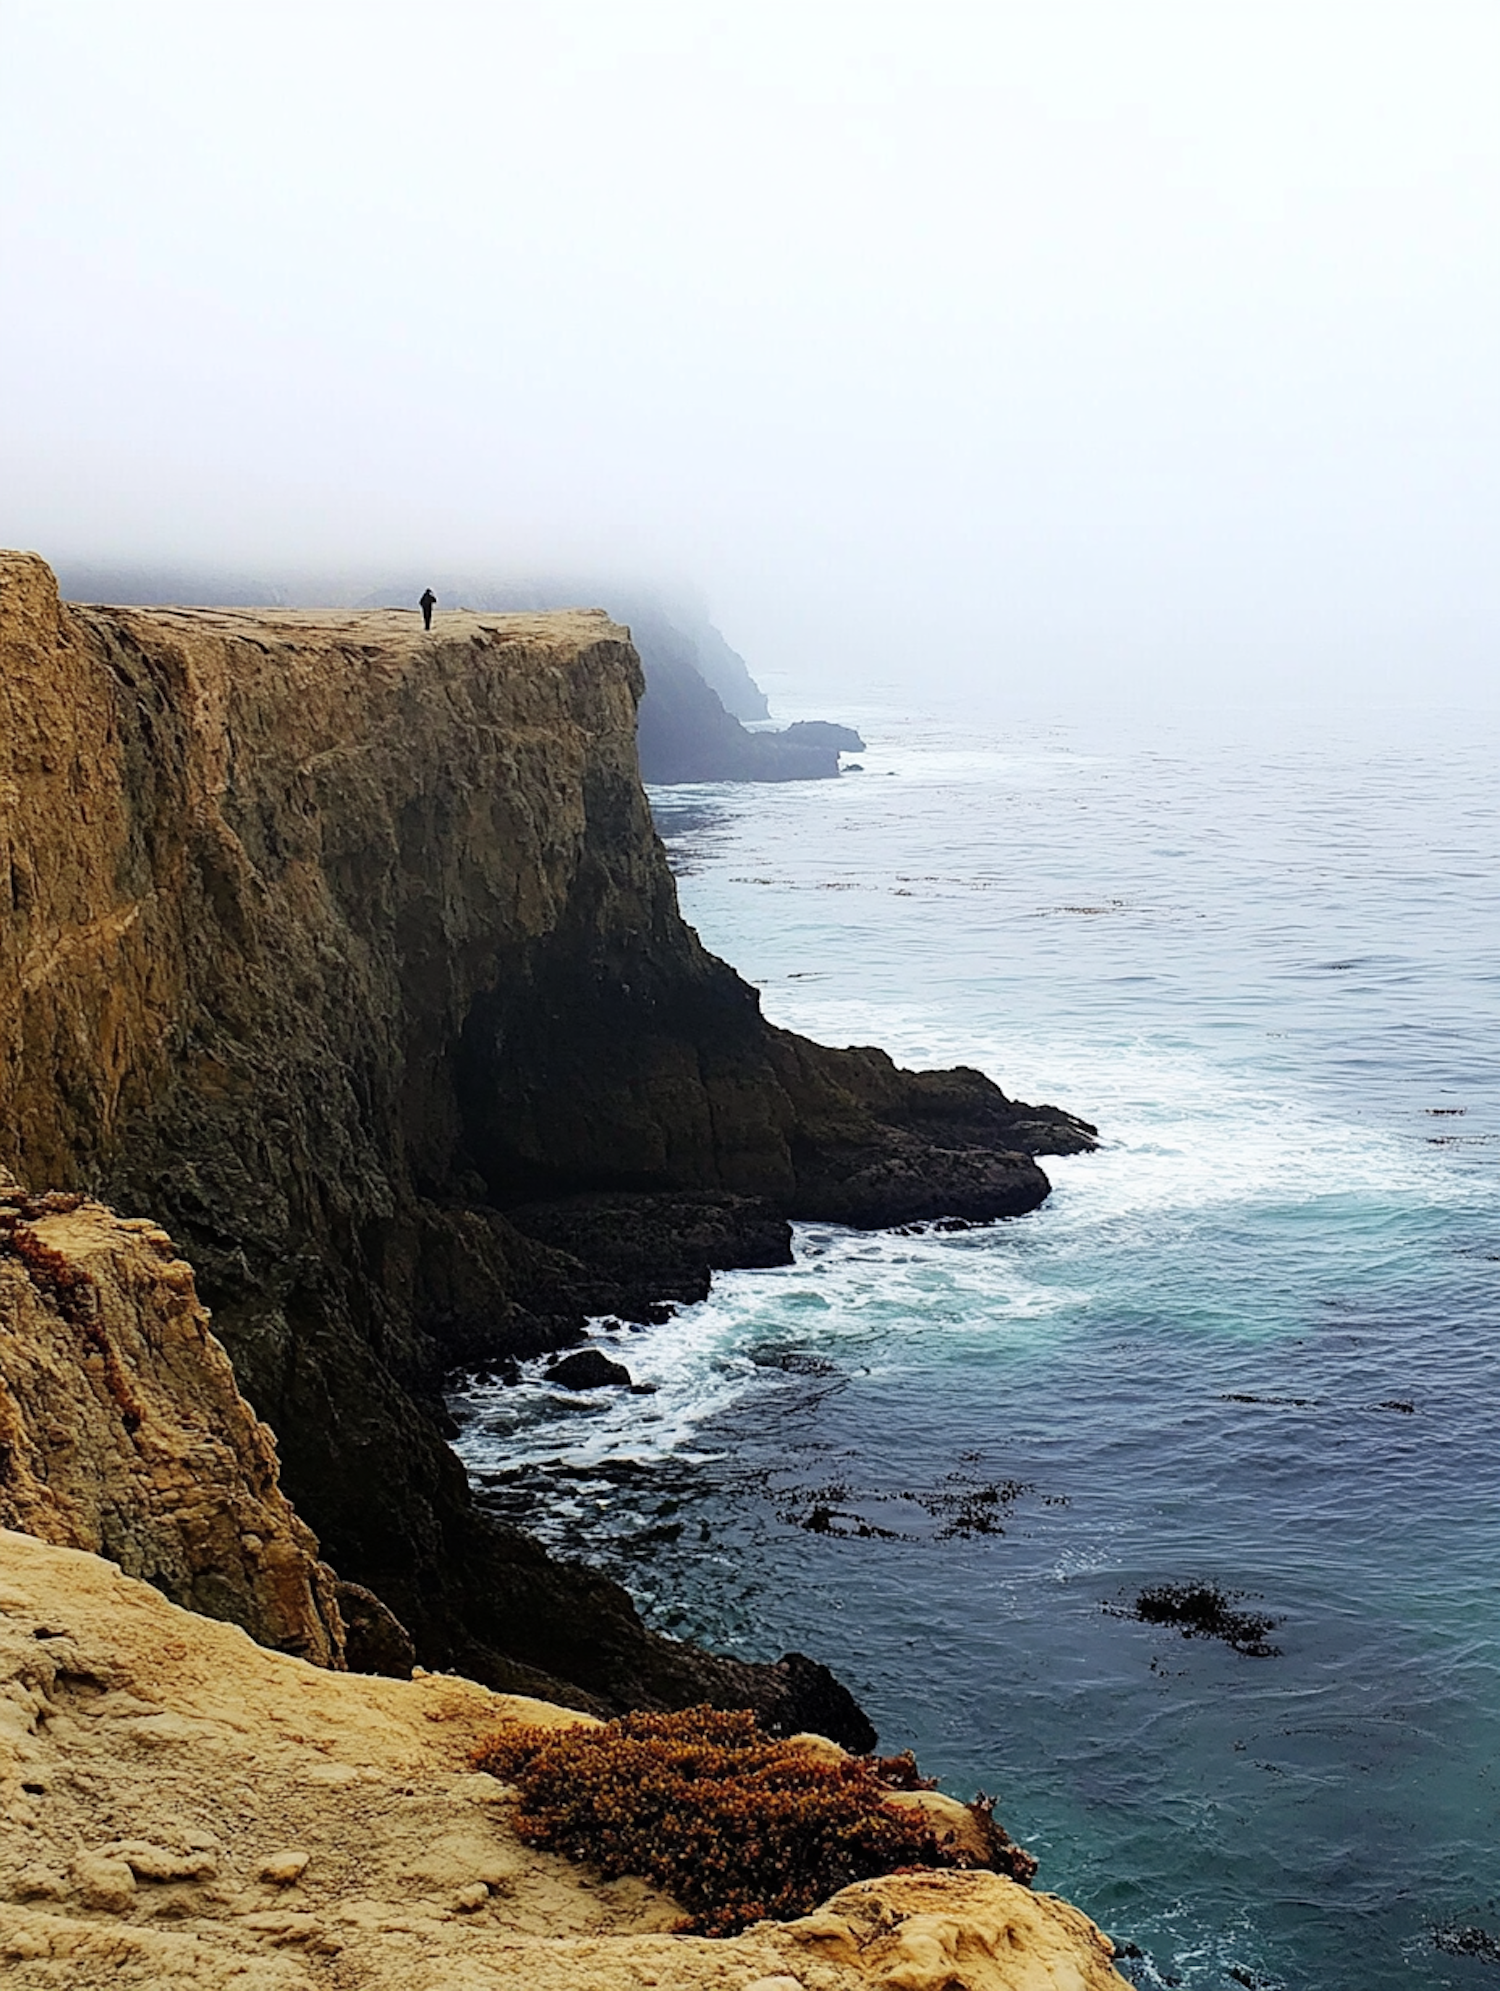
0,1533 -> 1128,1990
0,1178 -> 343,1667
0,549 -> 1093,1719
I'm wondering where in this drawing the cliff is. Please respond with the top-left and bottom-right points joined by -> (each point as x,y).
0,1176 -> 344,1668
50,560 -> 844,784
627,600 -> 843,782
0,1531 -> 1129,1990
0,549 -> 1093,1720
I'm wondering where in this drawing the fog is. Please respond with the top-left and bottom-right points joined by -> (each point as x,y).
3,2 -> 1498,713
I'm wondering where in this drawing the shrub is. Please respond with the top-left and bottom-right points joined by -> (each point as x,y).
470,1703 -> 1032,1935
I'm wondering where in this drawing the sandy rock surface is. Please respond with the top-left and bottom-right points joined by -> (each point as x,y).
0,1179 -> 343,1665
0,1531 -> 1127,1989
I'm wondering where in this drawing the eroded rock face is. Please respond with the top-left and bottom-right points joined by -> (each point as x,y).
0,550 -> 1093,1716
0,1534 -> 1128,1991
0,1179 -> 344,1667
505,1190 -> 794,1321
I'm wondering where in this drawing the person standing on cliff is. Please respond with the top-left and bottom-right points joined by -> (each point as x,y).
419,588 -> 437,631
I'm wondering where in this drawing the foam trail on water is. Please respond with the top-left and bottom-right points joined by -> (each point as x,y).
452,1023 -> 1468,1488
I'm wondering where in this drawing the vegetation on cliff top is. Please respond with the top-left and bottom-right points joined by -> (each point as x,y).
471,1704 -> 1035,1935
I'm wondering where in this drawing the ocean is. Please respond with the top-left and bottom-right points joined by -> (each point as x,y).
452,696 -> 1500,1989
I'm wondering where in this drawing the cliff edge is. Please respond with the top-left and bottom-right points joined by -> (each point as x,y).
0,550 -> 1094,1720
0,1531 -> 1128,1990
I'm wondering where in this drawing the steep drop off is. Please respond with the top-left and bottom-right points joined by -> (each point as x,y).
0,551 -> 1093,1723
0,1531 -> 1129,1990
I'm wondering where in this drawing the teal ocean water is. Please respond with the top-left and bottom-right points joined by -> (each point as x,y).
453,701 -> 1500,1989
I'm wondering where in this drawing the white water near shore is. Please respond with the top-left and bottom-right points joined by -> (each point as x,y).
454,700 -> 1500,1990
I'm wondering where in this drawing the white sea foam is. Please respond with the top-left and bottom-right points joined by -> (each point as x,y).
452,1296 -> 767,1476
452,1017 -> 1483,1486
760,994 -> 1479,1225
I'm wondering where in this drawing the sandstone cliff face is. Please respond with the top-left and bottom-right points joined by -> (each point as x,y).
0,1177 -> 343,1666
0,549 -> 1092,1718
0,1533 -> 1128,1991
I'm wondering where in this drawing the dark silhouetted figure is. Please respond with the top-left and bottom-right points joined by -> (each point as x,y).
419,588 -> 437,630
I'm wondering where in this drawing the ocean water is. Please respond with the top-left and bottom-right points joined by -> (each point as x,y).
452,700 -> 1500,1989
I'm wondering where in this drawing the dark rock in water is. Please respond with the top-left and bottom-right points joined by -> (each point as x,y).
779,719 -> 866,752
335,1580 -> 418,1678
545,1348 -> 633,1390
635,618 -> 839,782
751,1347 -> 837,1376
766,1651 -> 876,1753
506,1191 -> 793,1323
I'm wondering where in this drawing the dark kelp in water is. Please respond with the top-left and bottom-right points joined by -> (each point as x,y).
776,1470 -> 1034,1541
1108,1581 -> 1284,1657
1432,1922 -> 1500,1964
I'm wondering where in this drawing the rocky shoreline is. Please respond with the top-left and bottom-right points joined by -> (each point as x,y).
0,549 -> 1094,1732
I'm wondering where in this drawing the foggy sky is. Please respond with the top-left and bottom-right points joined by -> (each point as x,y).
3,2 -> 1498,711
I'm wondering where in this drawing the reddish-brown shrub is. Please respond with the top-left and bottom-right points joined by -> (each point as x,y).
470,1703 -> 1032,1935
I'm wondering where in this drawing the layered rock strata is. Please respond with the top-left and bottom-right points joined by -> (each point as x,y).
0,1177 -> 344,1666
0,550 -> 1093,1720
0,1532 -> 1129,1991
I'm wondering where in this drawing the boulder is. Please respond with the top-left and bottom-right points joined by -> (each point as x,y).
545,1349 -> 633,1391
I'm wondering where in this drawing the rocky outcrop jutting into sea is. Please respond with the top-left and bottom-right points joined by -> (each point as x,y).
0,550 -> 1094,1720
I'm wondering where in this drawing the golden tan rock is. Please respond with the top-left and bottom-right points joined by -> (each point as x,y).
785,1733 -> 1007,1867
0,1176 -> 343,1665
0,1531 -> 1128,1989
0,548 -> 1087,1716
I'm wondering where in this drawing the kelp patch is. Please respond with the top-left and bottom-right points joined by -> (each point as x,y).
1108,1581 -> 1284,1657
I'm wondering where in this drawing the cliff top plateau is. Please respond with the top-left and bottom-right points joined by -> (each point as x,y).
50,559 -> 853,784
0,1530 -> 1129,1990
0,548 -> 1094,1729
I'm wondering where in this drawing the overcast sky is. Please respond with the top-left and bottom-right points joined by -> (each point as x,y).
3,2 -> 1497,710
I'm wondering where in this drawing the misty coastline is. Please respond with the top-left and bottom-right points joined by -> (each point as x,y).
6,7 -> 1500,1984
